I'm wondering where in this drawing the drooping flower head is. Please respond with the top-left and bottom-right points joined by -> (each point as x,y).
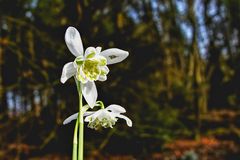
63,103 -> 132,130
85,104 -> 132,130
60,27 -> 129,107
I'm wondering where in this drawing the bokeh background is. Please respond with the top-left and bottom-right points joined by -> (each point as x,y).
1,0 -> 240,159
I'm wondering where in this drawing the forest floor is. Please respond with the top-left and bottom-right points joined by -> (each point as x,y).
1,109 -> 240,160
27,137 -> 239,160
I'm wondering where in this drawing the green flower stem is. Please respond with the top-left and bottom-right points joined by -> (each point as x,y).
96,101 -> 105,109
72,117 -> 79,160
76,80 -> 84,160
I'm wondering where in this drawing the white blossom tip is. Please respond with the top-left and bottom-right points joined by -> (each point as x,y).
60,62 -> 77,84
63,113 -> 79,125
60,78 -> 66,84
65,26 -> 84,57
100,48 -> 129,65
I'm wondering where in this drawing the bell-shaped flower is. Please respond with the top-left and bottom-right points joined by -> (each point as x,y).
63,104 -> 132,130
60,27 -> 129,108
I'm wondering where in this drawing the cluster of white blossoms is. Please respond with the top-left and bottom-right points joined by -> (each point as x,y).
61,27 -> 132,129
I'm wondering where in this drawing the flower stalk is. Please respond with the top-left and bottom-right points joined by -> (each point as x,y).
72,117 -> 78,160
76,80 -> 84,160
96,101 -> 105,109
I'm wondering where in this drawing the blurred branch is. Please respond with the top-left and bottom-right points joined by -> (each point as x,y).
1,16 -> 61,52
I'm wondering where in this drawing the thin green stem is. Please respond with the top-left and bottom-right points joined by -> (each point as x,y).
77,81 -> 84,160
96,101 -> 105,109
72,118 -> 79,160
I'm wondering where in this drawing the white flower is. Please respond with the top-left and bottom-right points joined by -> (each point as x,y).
63,104 -> 132,130
60,27 -> 129,108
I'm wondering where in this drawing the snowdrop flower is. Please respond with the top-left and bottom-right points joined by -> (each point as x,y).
63,104 -> 132,130
60,27 -> 129,108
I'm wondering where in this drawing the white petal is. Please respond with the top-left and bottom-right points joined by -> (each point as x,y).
77,67 -> 88,84
84,110 -> 101,122
61,62 -> 77,83
98,66 -> 109,81
83,111 -> 95,117
100,48 -> 129,65
65,27 -> 84,57
97,110 -> 111,120
84,47 -> 96,58
116,114 -> 132,127
101,66 -> 109,74
81,81 -> 98,108
63,113 -> 78,125
98,75 -> 107,81
84,115 -> 92,122
96,47 -> 102,54
106,104 -> 126,113
63,104 -> 91,125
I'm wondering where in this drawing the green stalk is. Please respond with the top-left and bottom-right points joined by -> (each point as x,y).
76,80 -> 84,160
72,118 -> 79,160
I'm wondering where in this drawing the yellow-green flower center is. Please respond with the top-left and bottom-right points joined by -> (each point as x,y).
87,117 -> 117,130
83,59 -> 101,81
74,54 -> 108,83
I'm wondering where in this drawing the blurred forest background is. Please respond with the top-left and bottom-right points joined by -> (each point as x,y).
1,0 -> 240,159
